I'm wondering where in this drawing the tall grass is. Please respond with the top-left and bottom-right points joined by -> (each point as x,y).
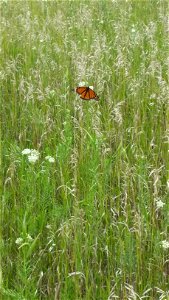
1,0 -> 169,299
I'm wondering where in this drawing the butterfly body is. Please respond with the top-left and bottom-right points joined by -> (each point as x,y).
76,86 -> 99,101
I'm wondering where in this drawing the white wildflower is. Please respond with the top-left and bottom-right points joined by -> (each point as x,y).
24,149 -> 40,164
22,149 -> 39,158
30,149 -> 40,157
22,149 -> 31,155
161,240 -> 169,250
15,237 -> 23,245
131,28 -> 136,33
28,154 -> 39,164
45,156 -> 55,163
27,234 -> 33,242
156,199 -> 165,209
89,85 -> 94,90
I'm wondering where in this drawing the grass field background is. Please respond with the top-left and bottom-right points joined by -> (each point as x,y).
1,0 -> 169,299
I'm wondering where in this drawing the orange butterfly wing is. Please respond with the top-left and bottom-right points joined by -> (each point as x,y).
76,87 -> 87,95
88,89 -> 99,100
76,86 -> 99,101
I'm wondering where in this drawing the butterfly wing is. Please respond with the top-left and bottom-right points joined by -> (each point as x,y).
88,88 -> 99,100
80,88 -> 99,100
76,86 -> 99,101
80,89 -> 90,100
76,86 -> 87,95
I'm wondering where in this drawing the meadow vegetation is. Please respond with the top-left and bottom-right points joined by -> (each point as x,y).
1,0 -> 169,299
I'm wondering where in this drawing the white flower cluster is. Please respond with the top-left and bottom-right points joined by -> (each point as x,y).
155,198 -> 165,210
22,149 -> 40,164
161,240 -> 169,250
22,149 -> 55,164
15,234 -> 33,247
45,156 -> 55,163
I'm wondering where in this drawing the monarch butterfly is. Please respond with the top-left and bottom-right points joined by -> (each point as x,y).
76,86 -> 99,101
